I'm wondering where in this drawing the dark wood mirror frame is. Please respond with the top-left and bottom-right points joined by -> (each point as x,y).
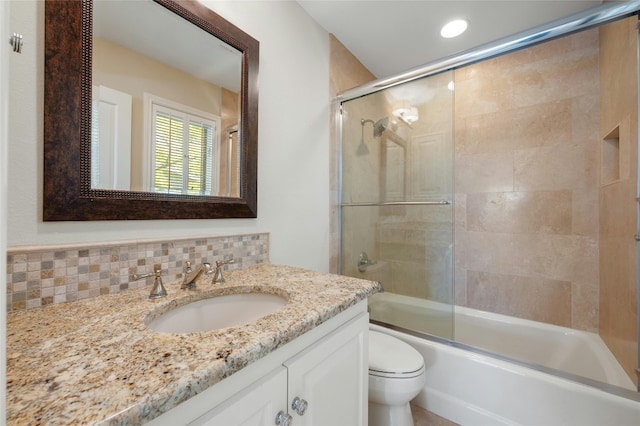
44,0 -> 259,220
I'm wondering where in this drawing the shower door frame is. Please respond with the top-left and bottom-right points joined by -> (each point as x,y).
336,2 -> 640,103
636,13 -> 640,392
336,0 -> 640,400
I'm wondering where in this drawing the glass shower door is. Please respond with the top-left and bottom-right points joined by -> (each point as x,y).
339,71 -> 455,340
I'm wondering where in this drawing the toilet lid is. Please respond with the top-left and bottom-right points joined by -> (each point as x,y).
369,331 -> 425,378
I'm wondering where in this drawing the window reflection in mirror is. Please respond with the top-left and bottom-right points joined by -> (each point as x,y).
91,0 -> 242,197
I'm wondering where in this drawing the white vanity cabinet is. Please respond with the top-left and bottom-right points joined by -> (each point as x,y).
193,367 -> 289,425
149,301 -> 369,426
284,313 -> 368,425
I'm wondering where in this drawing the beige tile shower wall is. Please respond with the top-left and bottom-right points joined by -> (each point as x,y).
339,89 -> 389,281
375,71 -> 454,303
598,16 -> 639,386
6,233 -> 269,312
376,212 -> 453,303
329,34 -> 376,274
340,71 -> 455,303
454,29 -> 601,331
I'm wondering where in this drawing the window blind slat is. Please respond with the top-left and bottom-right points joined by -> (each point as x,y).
151,105 -> 217,195
91,103 -> 100,187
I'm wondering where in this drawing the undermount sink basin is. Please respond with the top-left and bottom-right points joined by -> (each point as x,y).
148,292 -> 288,333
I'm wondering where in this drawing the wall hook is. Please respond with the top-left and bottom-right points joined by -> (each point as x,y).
9,33 -> 23,54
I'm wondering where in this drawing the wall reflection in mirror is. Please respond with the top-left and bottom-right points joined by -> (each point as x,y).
92,0 -> 242,197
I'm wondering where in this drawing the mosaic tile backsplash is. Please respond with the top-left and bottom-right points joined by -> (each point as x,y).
6,233 -> 269,312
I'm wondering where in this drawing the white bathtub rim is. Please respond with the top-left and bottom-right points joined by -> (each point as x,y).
370,323 -> 640,426
453,307 -> 634,389
369,292 -> 636,390
370,321 -> 640,402
372,292 -> 603,337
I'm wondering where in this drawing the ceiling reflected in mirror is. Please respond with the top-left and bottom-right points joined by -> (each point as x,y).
94,1 -> 242,92
91,0 -> 243,198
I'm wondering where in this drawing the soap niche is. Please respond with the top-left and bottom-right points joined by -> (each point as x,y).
601,126 -> 620,185
601,116 -> 630,187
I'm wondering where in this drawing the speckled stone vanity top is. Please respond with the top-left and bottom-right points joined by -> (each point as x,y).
7,263 -> 381,425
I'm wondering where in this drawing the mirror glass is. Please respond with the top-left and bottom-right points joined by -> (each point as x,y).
43,0 -> 259,221
92,0 -> 242,197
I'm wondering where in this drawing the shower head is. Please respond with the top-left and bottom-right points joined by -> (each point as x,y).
360,116 -> 405,150
357,119 -> 372,156
373,117 -> 389,138
360,117 -> 390,145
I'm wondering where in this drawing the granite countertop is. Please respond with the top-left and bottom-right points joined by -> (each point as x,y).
7,263 -> 381,425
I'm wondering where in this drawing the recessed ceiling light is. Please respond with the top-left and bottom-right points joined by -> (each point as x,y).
440,19 -> 468,38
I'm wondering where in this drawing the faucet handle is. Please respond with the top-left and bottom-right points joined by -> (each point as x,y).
185,261 -> 193,272
215,259 -> 235,267
149,264 -> 168,299
132,264 -> 162,281
212,258 -> 235,284
132,264 -> 167,299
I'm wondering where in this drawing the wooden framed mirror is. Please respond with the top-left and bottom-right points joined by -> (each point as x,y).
44,0 -> 259,220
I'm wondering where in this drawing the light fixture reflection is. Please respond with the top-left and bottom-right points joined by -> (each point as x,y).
392,102 -> 419,125
441,19 -> 468,38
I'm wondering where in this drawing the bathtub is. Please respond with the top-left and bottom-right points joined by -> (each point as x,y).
368,293 -> 640,425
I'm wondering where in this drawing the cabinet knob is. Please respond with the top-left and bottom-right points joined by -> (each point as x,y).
275,410 -> 293,426
291,397 -> 308,416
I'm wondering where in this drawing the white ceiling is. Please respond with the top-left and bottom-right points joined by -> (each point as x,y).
297,0 -> 602,79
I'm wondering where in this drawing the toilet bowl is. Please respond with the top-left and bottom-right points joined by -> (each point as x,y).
368,330 -> 426,426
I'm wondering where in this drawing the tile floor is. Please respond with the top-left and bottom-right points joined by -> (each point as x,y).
411,403 -> 459,426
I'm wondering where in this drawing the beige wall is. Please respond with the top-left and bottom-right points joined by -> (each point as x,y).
93,38 -> 223,191
598,16 -> 639,387
454,28 -> 601,332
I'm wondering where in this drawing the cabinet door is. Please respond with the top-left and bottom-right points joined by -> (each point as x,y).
190,367 -> 288,426
284,313 -> 368,426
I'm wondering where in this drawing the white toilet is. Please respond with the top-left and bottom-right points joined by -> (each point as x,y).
368,330 -> 426,426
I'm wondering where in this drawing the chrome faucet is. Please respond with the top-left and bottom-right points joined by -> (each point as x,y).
132,264 -> 167,299
357,251 -> 376,273
181,261 -> 211,290
212,258 -> 235,284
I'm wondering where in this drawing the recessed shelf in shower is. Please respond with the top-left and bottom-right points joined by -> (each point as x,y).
601,116 -> 630,187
